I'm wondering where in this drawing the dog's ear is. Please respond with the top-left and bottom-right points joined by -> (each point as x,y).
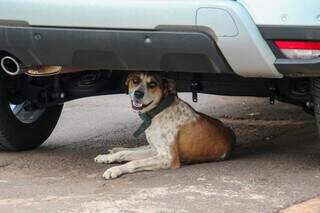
125,73 -> 136,94
164,78 -> 177,95
125,73 -> 134,86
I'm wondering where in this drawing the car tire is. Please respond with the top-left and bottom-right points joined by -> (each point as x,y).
0,76 -> 63,152
312,78 -> 320,136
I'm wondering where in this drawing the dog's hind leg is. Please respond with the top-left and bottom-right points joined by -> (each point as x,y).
108,145 -> 151,154
94,147 -> 156,164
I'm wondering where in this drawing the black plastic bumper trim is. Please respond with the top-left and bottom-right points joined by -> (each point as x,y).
275,58 -> 320,77
258,25 -> 320,40
0,26 -> 233,74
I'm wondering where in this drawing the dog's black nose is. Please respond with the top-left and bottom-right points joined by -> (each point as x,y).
134,90 -> 144,99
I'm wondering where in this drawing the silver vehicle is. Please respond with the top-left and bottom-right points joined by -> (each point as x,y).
0,0 -> 319,151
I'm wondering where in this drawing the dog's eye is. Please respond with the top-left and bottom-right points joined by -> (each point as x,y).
132,78 -> 140,84
147,81 -> 157,88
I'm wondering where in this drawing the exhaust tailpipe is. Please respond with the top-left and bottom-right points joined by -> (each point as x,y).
26,66 -> 92,76
1,56 -> 96,76
0,56 -> 24,76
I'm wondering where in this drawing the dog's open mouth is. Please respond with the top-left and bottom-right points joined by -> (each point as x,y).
131,100 -> 153,110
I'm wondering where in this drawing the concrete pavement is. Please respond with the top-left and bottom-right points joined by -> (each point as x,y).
0,93 -> 319,213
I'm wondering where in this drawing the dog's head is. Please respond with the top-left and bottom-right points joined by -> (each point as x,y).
126,72 -> 176,113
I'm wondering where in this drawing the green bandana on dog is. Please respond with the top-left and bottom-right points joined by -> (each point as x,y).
133,94 -> 176,137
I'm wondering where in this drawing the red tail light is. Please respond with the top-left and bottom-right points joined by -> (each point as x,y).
274,40 -> 320,59
275,40 -> 320,50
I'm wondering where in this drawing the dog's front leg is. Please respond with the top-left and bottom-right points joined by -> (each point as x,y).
94,147 -> 156,164
103,155 -> 170,179
108,145 -> 151,154
103,148 -> 179,179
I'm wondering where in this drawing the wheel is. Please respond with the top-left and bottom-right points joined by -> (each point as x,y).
312,78 -> 320,136
0,74 -> 63,151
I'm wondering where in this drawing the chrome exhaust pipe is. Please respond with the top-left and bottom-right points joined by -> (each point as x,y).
0,56 -> 24,76
1,56 -> 92,77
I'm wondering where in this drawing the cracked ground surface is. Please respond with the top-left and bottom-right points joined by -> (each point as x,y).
0,93 -> 319,213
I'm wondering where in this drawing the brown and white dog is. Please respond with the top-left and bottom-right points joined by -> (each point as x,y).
95,72 -> 235,179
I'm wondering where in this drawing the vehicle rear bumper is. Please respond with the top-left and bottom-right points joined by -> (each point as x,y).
0,0 -> 282,78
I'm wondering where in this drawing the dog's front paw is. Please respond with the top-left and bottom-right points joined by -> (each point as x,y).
103,166 -> 123,179
94,154 -> 115,164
